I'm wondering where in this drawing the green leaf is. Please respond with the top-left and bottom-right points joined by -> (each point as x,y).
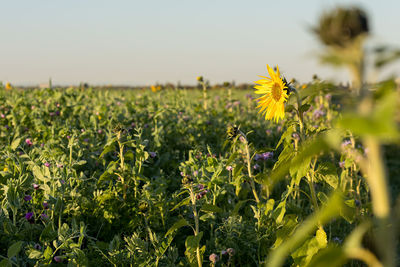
27,249 -> 43,259
271,200 -> 286,224
267,191 -> 346,267
165,218 -> 189,237
43,246 -> 53,260
200,203 -> 222,213
7,241 -> 23,259
316,162 -> 338,189
170,197 -> 190,211
0,259 -> 11,267
10,138 -> 21,151
273,214 -> 298,248
32,165 -> 46,182
185,232 -> 203,250
308,246 -> 347,267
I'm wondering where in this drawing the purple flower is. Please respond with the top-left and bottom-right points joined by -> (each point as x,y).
81,129 -> 85,133
253,164 -> 260,170
33,183 -> 40,190
24,195 -> 32,201
180,171 -> 185,177
339,161 -> 345,168
197,184 -> 204,190
66,135 -> 71,139
60,179 -> 65,184
313,109 -> 325,119
44,162 -> 50,168
325,94 -> 332,101
341,140 -> 352,149
55,110 -> 60,116
239,136 -> 246,143
25,212 -> 34,223
43,202 -> 49,209
226,166 -> 233,171
97,129 -> 103,134
49,112 -> 55,117
149,152 -> 157,158
233,100 -> 241,106
221,250 -> 227,256
56,163 -> 64,168
209,253 -> 219,263
83,138 -> 89,143
292,133 -> 300,140
25,138 -> 33,146
53,256 -> 62,263
40,213 -> 49,220
262,152 -> 274,160
0,114 -> 4,118
40,143 -> 44,147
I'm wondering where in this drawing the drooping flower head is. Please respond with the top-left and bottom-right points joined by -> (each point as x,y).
254,65 -> 289,122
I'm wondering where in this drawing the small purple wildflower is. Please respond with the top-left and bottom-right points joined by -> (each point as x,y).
40,143 -> 44,147
60,179 -> 65,184
44,162 -> 50,168
239,136 -> 246,143
81,129 -> 85,133
40,213 -> 49,220
97,129 -> 103,134
292,133 -> 300,140
253,164 -> 260,170
341,140 -> 352,149
24,195 -> 32,201
43,202 -> 49,209
180,171 -> 185,177
149,152 -> 157,158
226,166 -> 233,171
209,253 -> 219,263
66,135 -> 71,139
53,256 -> 62,263
0,114 -> 4,118
83,138 -> 89,143
55,110 -> 60,116
49,112 -> 55,117
325,94 -> 332,101
221,250 -> 227,256
339,161 -> 345,168
56,163 -> 64,168
313,109 -> 325,119
33,183 -> 40,190
25,138 -> 33,146
25,212 -> 34,223
233,100 -> 241,106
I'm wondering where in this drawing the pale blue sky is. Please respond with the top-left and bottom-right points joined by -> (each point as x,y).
1,0 -> 399,86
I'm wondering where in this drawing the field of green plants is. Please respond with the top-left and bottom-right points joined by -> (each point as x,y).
1,6 -> 400,267
0,77 -> 399,267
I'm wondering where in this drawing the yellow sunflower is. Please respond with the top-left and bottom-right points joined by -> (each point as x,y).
254,65 -> 288,122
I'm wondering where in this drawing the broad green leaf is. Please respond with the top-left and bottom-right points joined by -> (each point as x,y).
10,138 -> 21,151
200,203 -> 222,213
308,246 -> 347,267
170,197 -> 190,211
7,241 -> 23,259
43,246 -> 53,260
165,218 -> 189,237
316,162 -> 338,189
267,191 -> 346,267
27,249 -> 43,259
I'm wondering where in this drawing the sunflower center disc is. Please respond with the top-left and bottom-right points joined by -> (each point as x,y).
271,82 -> 282,101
